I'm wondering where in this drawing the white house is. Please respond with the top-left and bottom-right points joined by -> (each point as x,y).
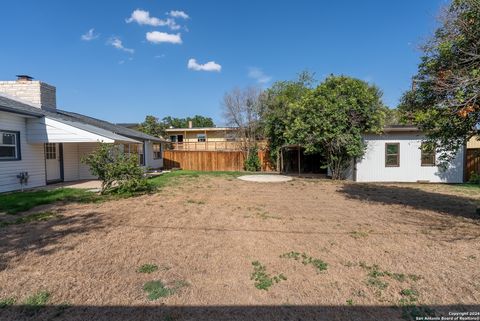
352,126 -> 465,183
0,75 -> 166,193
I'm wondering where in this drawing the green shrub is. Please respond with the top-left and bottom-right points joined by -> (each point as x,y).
469,171 -> 480,184
82,143 -> 149,194
245,146 -> 261,171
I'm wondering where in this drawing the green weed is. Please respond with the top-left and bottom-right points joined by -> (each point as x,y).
143,281 -> 173,301
143,279 -> 188,301
251,261 -> 287,291
280,251 -> 328,272
137,264 -> 159,274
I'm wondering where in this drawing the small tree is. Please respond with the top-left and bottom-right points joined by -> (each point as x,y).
244,146 -> 261,171
82,143 -> 148,194
286,75 -> 385,179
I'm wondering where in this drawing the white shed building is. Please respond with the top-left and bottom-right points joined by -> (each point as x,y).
353,126 -> 464,183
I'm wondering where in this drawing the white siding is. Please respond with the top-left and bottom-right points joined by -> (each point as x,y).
144,141 -> 163,169
63,143 -> 80,181
78,143 -> 98,180
356,133 -> 464,183
0,111 -> 46,192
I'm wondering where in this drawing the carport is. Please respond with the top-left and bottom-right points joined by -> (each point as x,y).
279,144 -> 328,176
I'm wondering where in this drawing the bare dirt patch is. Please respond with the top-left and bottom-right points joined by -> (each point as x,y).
0,177 -> 479,320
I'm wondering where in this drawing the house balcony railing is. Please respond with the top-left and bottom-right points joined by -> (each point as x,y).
168,141 -> 242,151
168,140 -> 267,151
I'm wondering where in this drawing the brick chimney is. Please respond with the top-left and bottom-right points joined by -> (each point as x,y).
0,75 -> 57,109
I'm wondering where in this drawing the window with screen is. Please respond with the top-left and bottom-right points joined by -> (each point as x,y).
0,131 -> 20,161
153,143 -> 162,159
385,143 -> 400,167
197,134 -> 206,142
124,143 -> 145,166
421,143 -> 436,166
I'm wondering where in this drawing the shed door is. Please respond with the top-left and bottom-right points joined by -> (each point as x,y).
45,143 -> 62,182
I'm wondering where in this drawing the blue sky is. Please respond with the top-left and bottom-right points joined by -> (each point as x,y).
0,0 -> 447,125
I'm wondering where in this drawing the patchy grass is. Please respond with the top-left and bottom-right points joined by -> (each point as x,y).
398,288 -> 436,321
0,188 -> 100,214
143,280 -> 188,301
137,264 -> 159,274
349,230 -> 370,239
254,210 -> 281,220
23,291 -> 51,314
0,211 -> 60,228
0,297 -> 16,308
280,252 -> 328,272
366,277 -> 389,290
250,261 -> 287,291
148,170 -> 244,190
186,199 -> 206,205
0,171 -> 249,216
143,281 -> 173,301
359,262 -> 421,283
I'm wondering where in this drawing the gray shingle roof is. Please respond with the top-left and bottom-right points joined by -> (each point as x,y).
0,95 -> 166,143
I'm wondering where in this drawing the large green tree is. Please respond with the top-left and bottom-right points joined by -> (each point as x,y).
162,115 -> 215,128
399,0 -> 480,162
138,115 -> 164,137
261,71 -> 315,166
137,115 -> 215,138
286,75 -> 385,179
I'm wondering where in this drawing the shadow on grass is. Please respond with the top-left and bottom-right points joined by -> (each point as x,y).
0,304 -> 478,321
339,183 -> 479,220
0,211 -> 105,271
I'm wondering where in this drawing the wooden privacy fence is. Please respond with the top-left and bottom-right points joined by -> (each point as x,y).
466,148 -> 480,181
163,150 -> 274,172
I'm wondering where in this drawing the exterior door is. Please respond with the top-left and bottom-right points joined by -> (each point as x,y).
45,143 -> 62,182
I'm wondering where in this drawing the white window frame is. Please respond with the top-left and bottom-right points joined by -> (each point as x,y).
153,143 -> 162,160
0,130 -> 20,161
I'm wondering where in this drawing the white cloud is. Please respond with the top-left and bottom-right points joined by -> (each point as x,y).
126,9 -> 181,30
81,28 -> 99,41
168,10 -> 189,19
146,31 -> 182,44
188,58 -> 222,72
154,54 -> 166,58
126,9 -> 161,26
108,37 -> 134,54
248,67 -> 272,84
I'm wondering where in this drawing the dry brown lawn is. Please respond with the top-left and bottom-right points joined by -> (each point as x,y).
1,175 -> 479,321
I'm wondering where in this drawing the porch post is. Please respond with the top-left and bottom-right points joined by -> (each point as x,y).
297,146 -> 301,176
